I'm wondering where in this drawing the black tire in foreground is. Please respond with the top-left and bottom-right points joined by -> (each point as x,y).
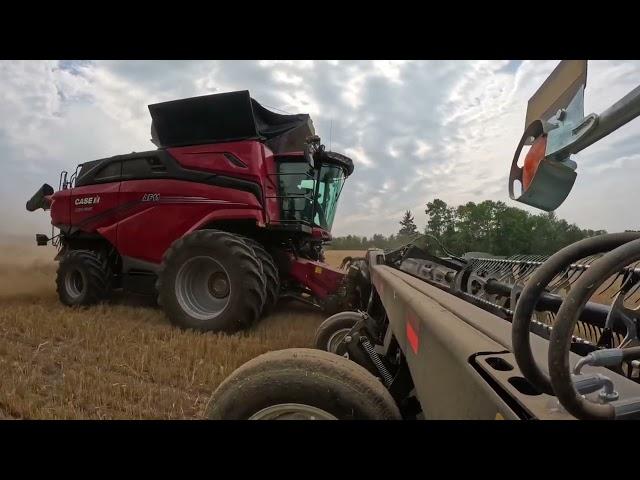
56,249 -> 112,306
156,230 -> 266,332
241,237 -> 280,316
207,348 -> 402,420
313,311 -> 362,353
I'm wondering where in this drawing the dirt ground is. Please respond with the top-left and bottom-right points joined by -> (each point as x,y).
0,243 -> 362,419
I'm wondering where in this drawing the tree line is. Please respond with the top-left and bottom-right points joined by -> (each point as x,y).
327,199 -> 608,256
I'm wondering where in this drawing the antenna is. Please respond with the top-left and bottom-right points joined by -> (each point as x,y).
262,103 -> 293,115
329,119 -> 333,152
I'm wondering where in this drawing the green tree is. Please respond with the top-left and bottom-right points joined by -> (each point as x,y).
425,199 -> 452,237
372,233 -> 386,248
328,199 -> 607,255
398,210 -> 418,237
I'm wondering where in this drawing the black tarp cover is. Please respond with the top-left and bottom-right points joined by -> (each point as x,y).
148,90 -> 315,154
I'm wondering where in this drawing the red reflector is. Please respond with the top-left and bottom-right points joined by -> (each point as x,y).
406,322 -> 419,354
522,135 -> 547,191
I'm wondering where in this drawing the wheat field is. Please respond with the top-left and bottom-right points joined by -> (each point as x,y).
0,241 -> 362,419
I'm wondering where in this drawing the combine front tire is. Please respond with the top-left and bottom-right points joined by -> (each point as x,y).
206,348 -> 401,420
241,238 -> 280,316
56,250 -> 112,306
157,230 -> 266,332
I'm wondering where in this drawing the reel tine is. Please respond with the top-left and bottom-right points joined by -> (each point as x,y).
586,324 -> 594,342
597,272 -> 622,298
516,265 -> 532,284
564,261 -> 590,287
524,256 -> 546,285
548,269 -> 569,291
625,262 -> 640,300
600,268 -> 634,299
577,321 -> 587,340
544,311 -> 555,327
597,325 -> 606,344
626,277 -> 640,303
615,332 -> 623,348
576,254 -> 598,272
551,266 -> 578,292
589,324 -> 597,343
521,255 -> 541,274
578,321 -> 589,341
576,321 -> 591,344
593,324 -> 602,344
620,264 -> 640,303
486,259 -> 504,276
481,259 -> 496,274
585,323 -> 593,342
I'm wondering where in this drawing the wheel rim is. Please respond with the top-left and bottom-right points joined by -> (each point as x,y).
175,256 -> 231,320
64,269 -> 85,299
326,328 -> 352,353
249,403 -> 337,420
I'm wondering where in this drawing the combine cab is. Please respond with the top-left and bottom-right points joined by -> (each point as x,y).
26,90 -> 360,332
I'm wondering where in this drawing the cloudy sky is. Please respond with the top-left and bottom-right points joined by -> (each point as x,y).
2,60 -> 639,239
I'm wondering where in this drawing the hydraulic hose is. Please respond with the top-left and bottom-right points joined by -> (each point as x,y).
573,346 -> 640,375
511,232 -> 640,395
548,237 -> 640,420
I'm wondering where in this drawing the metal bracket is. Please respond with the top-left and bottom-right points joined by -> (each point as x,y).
544,85 -> 597,160
571,373 -> 619,402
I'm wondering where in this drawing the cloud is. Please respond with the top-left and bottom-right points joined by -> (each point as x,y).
2,59 -> 640,241
414,140 -> 432,159
344,146 -> 375,167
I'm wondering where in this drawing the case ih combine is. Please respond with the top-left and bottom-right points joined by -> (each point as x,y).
208,61 -> 640,420
26,90 -> 365,332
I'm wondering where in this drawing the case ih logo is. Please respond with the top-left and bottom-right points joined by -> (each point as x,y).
75,196 -> 100,206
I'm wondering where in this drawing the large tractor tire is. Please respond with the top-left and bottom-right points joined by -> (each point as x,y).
241,237 -> 280,316
157,230 -> 266,333
56,249 -> 112,306
207,348 -> 402,420
313,311 -> 363,353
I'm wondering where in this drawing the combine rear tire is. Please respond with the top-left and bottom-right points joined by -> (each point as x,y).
157,230 -> 266,332
207,348 -> 401,420
241,238 -> 280,316
56,250 -> 112,306
314,311 -> 362,353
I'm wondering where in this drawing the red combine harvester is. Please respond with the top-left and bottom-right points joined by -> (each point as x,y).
26,91 -> 366,332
